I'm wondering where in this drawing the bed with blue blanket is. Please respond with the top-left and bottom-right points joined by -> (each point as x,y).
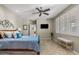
0,35 -> 40,55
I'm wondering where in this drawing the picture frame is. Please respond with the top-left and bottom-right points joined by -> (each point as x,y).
23,25 -> 27,30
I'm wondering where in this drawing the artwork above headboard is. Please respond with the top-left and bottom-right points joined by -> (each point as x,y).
0,20 -> 16,30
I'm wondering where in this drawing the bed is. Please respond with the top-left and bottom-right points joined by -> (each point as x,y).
0,30 -> 40,55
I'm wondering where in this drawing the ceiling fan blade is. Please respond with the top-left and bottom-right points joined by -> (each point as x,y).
36,8 -> 41,12
43,9 -> 50,12
32,12 -> 39,14
43,13 -> 49,15
39,13 -> 42,16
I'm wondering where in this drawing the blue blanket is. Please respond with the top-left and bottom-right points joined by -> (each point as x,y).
0,35 -> 40,52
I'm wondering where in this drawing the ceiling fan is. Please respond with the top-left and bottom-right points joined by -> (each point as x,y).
32,7 -> 50,17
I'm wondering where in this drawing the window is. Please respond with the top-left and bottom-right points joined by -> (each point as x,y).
56,13 -> 79,36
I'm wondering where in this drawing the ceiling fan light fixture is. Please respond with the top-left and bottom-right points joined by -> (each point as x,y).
32,7 -> 50,17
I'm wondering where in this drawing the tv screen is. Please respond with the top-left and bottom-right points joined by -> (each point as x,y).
40,24 -> 48,29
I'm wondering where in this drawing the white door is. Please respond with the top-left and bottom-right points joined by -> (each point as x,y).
30,24 -> 37,35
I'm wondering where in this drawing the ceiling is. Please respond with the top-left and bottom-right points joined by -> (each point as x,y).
3,4 -> 70,20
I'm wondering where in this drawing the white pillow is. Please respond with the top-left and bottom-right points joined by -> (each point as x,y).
4,32 -> 13,38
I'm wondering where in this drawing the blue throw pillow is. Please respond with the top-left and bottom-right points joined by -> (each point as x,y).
13,31 -> 22,38
16,32 -> 22,38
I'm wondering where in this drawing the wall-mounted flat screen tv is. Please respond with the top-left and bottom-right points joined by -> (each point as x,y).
40,24 -> 48,29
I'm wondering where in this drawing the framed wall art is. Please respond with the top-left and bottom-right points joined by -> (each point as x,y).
23,25 -> 27,30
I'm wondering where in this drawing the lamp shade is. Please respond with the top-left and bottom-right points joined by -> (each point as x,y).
18,28 -> 21,31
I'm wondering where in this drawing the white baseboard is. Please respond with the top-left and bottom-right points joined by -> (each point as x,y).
73,50 -> 79,55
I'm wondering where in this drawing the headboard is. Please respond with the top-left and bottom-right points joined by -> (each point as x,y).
0,30 -> 17,38
0,30 -> 16,31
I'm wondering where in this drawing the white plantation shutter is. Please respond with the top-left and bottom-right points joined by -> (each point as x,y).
55,12 -> 79,36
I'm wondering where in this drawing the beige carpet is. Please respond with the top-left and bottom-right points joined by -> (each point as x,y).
0,39 -> 74,55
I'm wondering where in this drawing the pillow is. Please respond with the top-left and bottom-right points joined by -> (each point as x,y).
0,34 -> 3,39
0,32 -> 4,38
4,32 -> 13,38
13,31 -> 22,38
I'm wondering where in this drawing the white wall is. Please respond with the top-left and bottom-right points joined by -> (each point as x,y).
0,5 -> 16,26
22,20 -> 30,35
54,5 -> 79,53
37,18 -> 53,39
1,4 -> 69,38
20,18 -> 54,39
0,5 -> 22,28
0,5 -> 29,36
0,5 -> 55,40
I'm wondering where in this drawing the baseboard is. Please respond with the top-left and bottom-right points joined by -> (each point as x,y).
72,50 -> 79,55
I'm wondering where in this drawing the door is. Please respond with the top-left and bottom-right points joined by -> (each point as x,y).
30,24 -> 37,36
